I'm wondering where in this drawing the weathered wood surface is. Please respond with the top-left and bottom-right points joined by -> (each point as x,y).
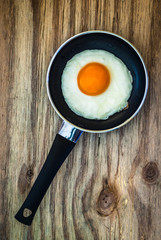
0,0 -> 161,239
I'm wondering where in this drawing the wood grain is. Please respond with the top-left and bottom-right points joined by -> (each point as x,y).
0,0 -> 161,239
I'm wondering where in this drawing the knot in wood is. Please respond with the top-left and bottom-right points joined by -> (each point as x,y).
142,162 -> 159,185
97,189 -> 116,216
27,169 -> 33,178
18,164 -> 34,193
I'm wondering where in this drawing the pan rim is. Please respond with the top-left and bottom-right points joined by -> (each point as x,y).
46,30 -> 148,133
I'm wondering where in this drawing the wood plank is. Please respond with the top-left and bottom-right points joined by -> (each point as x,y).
0,0 -> 161,239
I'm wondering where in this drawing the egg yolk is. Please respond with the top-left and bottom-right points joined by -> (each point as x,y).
77,62 -> 110,96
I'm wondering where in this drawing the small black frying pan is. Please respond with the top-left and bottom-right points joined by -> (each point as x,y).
15,31 -> 148,225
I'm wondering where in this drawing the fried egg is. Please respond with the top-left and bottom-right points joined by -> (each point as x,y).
61,50 -> 132,120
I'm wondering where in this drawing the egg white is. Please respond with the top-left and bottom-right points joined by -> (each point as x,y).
61,50 -> 133,120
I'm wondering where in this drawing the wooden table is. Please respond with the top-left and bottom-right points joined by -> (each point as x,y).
0,0 -> 161,239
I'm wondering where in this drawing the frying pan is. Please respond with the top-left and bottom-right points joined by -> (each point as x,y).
15,31 -> 148,225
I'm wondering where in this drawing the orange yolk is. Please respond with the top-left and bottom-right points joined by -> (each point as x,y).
77,62 -> 110,96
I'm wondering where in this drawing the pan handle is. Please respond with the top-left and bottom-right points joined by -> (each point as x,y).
15,121 -> 82,225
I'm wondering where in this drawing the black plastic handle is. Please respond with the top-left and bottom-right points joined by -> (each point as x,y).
15,134 -> 75,225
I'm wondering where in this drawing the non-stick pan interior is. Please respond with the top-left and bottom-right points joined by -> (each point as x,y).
48,32 -> 147,132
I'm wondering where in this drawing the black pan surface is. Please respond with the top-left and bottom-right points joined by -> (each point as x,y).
47,32 -> 147,132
